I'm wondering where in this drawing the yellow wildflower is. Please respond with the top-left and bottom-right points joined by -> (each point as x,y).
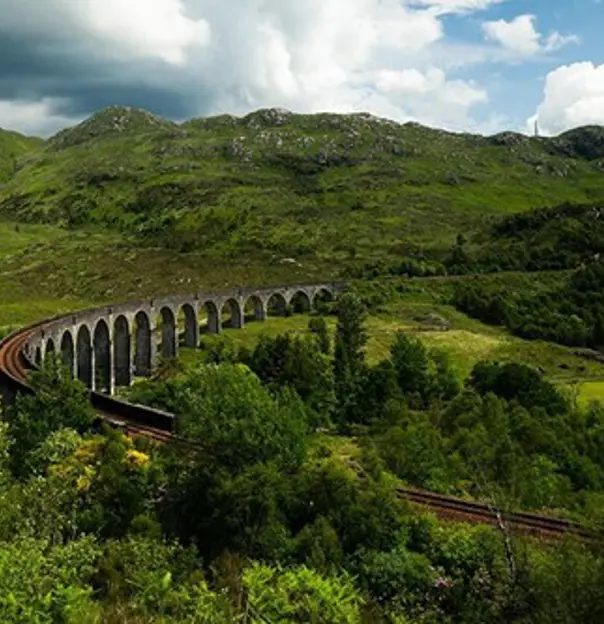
76,474 -> 92,492
74,439 -> 103,464
126,449 -> 150,468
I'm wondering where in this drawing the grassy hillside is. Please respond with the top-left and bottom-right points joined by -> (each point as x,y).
2,107 -> 604,405
0,129 -> 43,183
1,106 -> 604,267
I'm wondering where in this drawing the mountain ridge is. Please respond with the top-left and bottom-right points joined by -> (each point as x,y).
2,105 -> 604,144
0,105 -> 603,267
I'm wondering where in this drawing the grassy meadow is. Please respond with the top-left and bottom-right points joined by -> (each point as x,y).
181,295 -> 604,405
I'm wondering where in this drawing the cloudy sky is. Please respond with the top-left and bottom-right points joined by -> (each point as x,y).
0,0 -> 602,137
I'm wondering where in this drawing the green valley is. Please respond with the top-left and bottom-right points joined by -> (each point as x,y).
2,107 -> 604,623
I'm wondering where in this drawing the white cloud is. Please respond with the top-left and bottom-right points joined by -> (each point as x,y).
409,0 -> 504,15
483,15 -> 540,54
543,31 -> 580,53
0,99 -> 81,136
482,14 -> 577,56
531,62 -> 604,135
372,67 -> 487,129
0,0 -> 496,135
79,0 -> 211,65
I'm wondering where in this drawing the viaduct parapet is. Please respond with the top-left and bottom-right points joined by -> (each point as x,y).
22,282 -> 343,397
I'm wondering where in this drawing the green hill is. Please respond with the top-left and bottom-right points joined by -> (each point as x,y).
1,106 -> 603,267
0,129 -> 43,183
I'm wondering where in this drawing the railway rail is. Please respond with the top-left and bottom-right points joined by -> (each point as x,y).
398,487 -> 594,540
0,322 -> 596,542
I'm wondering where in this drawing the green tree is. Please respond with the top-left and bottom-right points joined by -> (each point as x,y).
249,332 -> 335,423
356,546 -> 437,615
309,316 -> 331,355
358,360 -> 403,424
390,333 -> 432,407
7,359 -> 95,478
468,361 -> 568,416
333,293 -> 368,425
430,349 -> 461,402
176,363 -> 310,472
376,419 -> 450,489
446,232 -> 473,274
593,312 -> 604,348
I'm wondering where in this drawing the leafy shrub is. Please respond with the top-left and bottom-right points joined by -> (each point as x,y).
0,537 -> 100,623
7,360 -> 95,478
243,563 -> 363,623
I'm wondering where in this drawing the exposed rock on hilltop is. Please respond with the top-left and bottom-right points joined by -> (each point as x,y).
487,132 -> 532,148
243,107 -> 293,128
546,126 -> 604,161
48,105 -> 177,151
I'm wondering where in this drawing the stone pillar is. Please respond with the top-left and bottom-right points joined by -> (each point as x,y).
183,305 -> 199,348
108,337 -> 115,396
255,299 -> 267,322
90,347 -> 97,393
150,320 -> 158,370
231,300 -> 245,329
207,303 -> 221,334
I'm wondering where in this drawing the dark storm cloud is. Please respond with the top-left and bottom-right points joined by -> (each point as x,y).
0,31 -> 209,125
0,0 -> 218,133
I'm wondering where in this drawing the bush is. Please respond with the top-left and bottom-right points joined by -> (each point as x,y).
0,537 -> 101,623
7,360 -> 95,478
468,361 -> 568,416
243,563 -> 363,623
176,363 -> 310,472
97,535 -> 230,622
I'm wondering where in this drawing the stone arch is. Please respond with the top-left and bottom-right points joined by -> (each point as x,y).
134,311 -> 152,377
180,303 -> 199,348
267,292 -> 287,317
313,287 -> 334,310
93,319 -> 111,394
158,307 -> 177,359
76,325 -> 93,388
244,295 -> 266,322
60,331 -> 75,377
221,298 -> 244,329
113,315 -> 131,388
290,290 -> 312,313
201,300 -> 221,334
45,338 -> 56,360
34,346 -> 42,367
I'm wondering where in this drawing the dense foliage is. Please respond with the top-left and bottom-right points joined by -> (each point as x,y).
2,296 -> 604,621
452,261 -> 604,348
4,105 -> 604,621
443,203 -> 604,275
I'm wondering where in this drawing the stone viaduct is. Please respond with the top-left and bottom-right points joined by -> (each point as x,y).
24,282 -> 341,396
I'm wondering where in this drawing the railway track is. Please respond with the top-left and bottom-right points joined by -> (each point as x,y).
0,324 -> 175,443
0,326 -> 37,386
398,487 -> 593,540
0,323 -> 597,541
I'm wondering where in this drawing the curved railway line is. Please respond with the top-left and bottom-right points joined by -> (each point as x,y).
0,317 -> 597,542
